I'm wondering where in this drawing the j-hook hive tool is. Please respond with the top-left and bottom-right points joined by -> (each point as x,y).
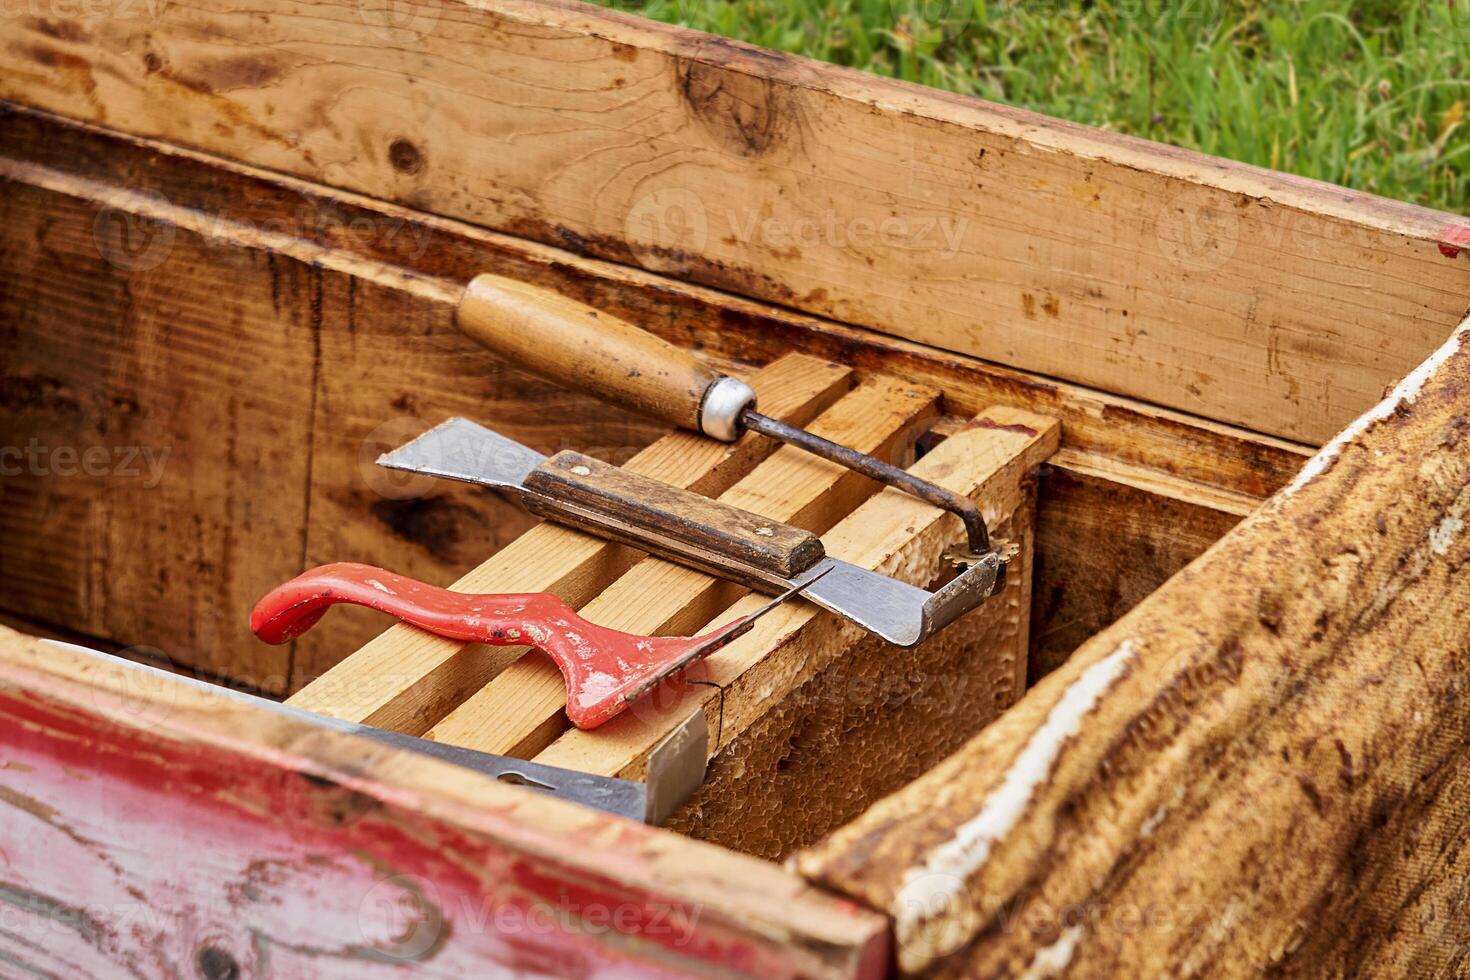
451,274 -> 995,562
250,562 -> 817,729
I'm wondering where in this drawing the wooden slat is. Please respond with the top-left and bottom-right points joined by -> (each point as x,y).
287,354 -> 851,731
0,625 -> 889,978
3,1 -> 1467,442
794,317 -> 1470,975
0,175 -> 316,694
426,376 -> 939,757
534,406 -> 1060,782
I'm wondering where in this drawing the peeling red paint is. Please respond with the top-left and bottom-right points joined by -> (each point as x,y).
1436,225 -> 1470,258
0,676 -> 876,978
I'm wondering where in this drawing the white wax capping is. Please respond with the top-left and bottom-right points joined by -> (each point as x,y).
1429,510 -> 1464,556
1017,925 -> 1084,980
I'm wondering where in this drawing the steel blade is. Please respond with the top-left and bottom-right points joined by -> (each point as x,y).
376,417 -> 546,491
793,558 -> 934,647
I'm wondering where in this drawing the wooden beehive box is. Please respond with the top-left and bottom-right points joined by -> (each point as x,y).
2,0 -> 1469,974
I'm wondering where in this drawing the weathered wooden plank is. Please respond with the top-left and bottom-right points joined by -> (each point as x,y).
425,376 -> 938,757
0,625 -> 890,978
289,354 -> 851,731
795,316 -> 1470,976
533,407 -> 1060,787
0,173 -> 316,694
0,103 -> 1307,496
2,2 -> 1466,442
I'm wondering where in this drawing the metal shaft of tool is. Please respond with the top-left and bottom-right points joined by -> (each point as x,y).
740,409 -> 990,554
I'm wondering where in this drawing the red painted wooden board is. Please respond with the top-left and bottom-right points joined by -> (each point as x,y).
0,627 -> 888,978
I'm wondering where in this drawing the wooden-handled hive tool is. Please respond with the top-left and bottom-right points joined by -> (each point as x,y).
376,274 -> 1010,649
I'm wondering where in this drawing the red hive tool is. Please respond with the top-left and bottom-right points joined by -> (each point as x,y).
251,562 -> 806,729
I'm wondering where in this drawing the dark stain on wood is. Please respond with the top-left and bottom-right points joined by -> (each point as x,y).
369,495 -> 485,564
0,374 -> 81,414
389,138 -> 423,175
28,17 -> 88,42
1030,466 -> 1241,679
679,58 -> 789,157
195,945 -> 240,980
962,417 -> 1038,437
193,54 -> 284,92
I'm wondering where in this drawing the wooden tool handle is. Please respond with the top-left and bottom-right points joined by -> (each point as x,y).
457,273 -> 749,436
525,451 -> 825,577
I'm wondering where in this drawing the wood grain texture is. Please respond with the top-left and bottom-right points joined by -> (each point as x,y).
0,175 -> 315,694
2,1 -> 1467,442
458,273 -> 718,432
0,625 -> 890,978
533,406 -> 1060,785
424,376 -> 938,758
664,499 -> 1035,862
0,103 -> 1307,498
795,315 -> 1470,976
289,354 -> 851,732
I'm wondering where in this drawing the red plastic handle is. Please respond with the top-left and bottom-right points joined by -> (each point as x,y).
251,563 -> 731,729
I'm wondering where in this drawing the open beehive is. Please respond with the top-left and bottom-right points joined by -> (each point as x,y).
2,0 -> 1470,975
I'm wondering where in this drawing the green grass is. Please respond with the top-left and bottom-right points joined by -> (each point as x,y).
598,0 -> 1469,212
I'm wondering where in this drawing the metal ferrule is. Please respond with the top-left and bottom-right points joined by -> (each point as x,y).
697,376 -> 756,442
